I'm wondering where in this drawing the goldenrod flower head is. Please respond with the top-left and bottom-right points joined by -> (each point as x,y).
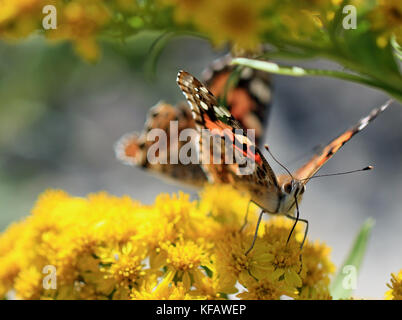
131,278 -> 195,300
0,185 -> 335,300
297,240 -> 335,300
237,277 -> 294,300
98,242 -> 147,290
162,238 -> 210,289
213,230 -> 269,293
13,266 -> 44,300
199,184 -> 255,227
386,270 -> 402,300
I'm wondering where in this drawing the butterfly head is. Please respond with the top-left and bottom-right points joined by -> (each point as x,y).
282,179 -> 305,196
277,178 -> 306,215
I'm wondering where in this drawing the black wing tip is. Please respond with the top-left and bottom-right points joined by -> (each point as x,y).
355,99 -> 391,132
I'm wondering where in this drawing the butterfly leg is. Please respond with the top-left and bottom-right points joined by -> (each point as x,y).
245,209 -> 265,256
285,215 -> 309,251
286,196 -> 302,246
240,200 -> 257,233
286,197 -> 309,273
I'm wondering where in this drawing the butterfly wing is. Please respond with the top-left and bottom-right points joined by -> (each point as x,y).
202,54 -> 272,146
115,55 -> 272,188
114,101 -> 208,188
176,70 -> 280,203
294,100 -> 391,184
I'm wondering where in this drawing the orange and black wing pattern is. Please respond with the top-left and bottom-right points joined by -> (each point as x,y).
202,54 -> 272,146
115,55 -> 272,188
177,70 -> 279,192
114,101 -> 207,187
294,100 -> 392,184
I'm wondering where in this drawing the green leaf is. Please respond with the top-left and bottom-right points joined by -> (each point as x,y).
232,58 -> 307,77
329,218 -> 375,300
232,57 -> 402,102
391,35 -> 402,61
232,57 -> 377,86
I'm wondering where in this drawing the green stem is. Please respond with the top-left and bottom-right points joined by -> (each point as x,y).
330,218 -> 375,300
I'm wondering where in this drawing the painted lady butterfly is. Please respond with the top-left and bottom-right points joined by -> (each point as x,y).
176,69 -> 391,250
115,53 -> 390,253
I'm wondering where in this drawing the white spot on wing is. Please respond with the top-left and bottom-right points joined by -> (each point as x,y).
214,106 -> 225,117
200,101 -> 209,110
200,87 -> 209,93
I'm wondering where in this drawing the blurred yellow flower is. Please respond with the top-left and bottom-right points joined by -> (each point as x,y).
14,266 -> 43,300
159,0 -> 210,24
0,185 -> 335,300
370,0 -> 402,47
0,0 -> 110,61
0,1 -> 44,40
194,0 -> 269,51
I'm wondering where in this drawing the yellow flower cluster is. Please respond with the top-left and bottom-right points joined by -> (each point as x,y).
0,184 -> 335,300
0,0 -> 125,61
386,270 -> 402,300
159,0 -> 270,51
160,0 -> 348,50
1,0 -> 400,60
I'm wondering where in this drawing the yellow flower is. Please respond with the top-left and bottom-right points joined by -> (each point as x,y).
98,242 -> 147,291
131,280 -> 195,300
213,228 -> 275,293
191,275 -> 223,300
0,0 -> 46,38
0,251 -> 25,298
14,266 -> 43,300
386,270 -> 402,300
275,0 -> 340,41
297,240 -> 335,300
162,239 -> 210,290
194,0 -> 269,51
199,184 -> 255,228
0,185 -> 335,300
370,0 -> 402,47
261,218 -> 304,289
237,277 -> 293,300
159,0 -> 210,24
46,0 -> 110,61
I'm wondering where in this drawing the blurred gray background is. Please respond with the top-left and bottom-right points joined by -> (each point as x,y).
0,36 -> 401,298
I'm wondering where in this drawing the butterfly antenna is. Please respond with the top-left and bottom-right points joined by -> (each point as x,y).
300,166 -> 373,182
264,145 -> 294,180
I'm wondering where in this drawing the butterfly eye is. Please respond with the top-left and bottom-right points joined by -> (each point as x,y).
283,183 -> 292,194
